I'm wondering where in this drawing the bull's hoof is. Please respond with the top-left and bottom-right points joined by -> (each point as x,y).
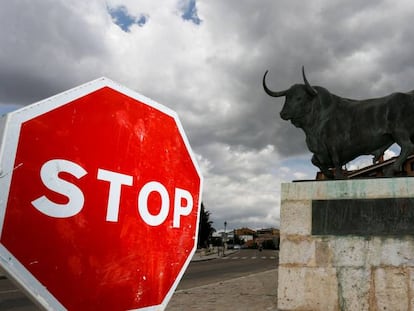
322,170 -> 334,179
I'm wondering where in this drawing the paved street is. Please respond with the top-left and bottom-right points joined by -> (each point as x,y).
178,249 -> 278,289
167,269 -> 278,311
0,249 -> 278,310
0,276 -> 35,311
168,249 -> 279,310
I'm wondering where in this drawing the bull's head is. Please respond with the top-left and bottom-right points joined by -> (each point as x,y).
263,67 -> 318,127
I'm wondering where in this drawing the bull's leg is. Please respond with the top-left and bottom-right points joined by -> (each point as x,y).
312,155 -> 333,179
372,143 -> 393,163
385,137 -> 414,176
334,164 -> 345,179
330,150 -> 346,179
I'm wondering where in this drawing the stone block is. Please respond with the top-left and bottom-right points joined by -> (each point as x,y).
278,267 -> 339,311
378,236 -> 414,266
373,267 -> 409,311
279,236 -> 315,266
280,199 -> 311,236
409,268 -> 414,309
337,267 -> 370,311
330,237 -> 373,267
281,178 -> 414,201
314,238 -> 333,266
330,236 -> 414,267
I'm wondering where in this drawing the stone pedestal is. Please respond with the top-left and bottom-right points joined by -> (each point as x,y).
278,178 -> 414,311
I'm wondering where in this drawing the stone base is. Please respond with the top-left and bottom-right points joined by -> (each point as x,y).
278,178 -> 414,311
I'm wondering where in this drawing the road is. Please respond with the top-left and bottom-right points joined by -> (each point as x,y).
177,249 -> 278,290
0,275 -> 35,311
0,249 -> 278,310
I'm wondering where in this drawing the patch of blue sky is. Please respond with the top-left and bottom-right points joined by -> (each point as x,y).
180,0 -> 202,25
0,104 -> 23,116
277,154 -> 317,181
279,155 -> 312,170
107,5 -> 148,32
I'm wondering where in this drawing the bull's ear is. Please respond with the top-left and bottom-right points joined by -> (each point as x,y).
302,66 -> 318,96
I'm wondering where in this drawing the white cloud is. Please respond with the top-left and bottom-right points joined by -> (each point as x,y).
199,143 -> 281,229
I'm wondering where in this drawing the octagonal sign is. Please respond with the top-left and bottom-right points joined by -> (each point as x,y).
0,78 -> 202,310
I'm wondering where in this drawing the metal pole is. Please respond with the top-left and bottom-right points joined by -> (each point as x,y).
223,221 -> 227,256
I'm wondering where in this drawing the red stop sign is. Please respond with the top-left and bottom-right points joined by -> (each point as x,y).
0,78 -> 202,310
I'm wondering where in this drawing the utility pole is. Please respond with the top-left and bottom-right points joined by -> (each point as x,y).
223,221 -> 227,256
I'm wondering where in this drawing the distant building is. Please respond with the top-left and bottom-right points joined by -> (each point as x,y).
235,227 -> 256,236
212,230 -> 233,244
233,227 -> 255,247
239,234 -> 254,242
256,227 -> 280,249
212,230 -> 232,240
256,228 -> 280,236
212,227 -> 280,249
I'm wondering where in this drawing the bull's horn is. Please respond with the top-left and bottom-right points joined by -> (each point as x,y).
302,66 -> 318,96
263,71 -> 287,97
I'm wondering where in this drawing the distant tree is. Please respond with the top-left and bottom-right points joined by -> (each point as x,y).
210,236 -> 222,247
197,202 -> 216,248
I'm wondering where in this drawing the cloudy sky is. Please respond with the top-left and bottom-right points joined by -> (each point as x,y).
1,0 -> 414,231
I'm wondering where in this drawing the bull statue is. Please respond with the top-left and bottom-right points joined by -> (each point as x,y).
263,67 -> 414,179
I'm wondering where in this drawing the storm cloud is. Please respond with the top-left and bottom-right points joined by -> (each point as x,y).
1,0 -> 414,229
